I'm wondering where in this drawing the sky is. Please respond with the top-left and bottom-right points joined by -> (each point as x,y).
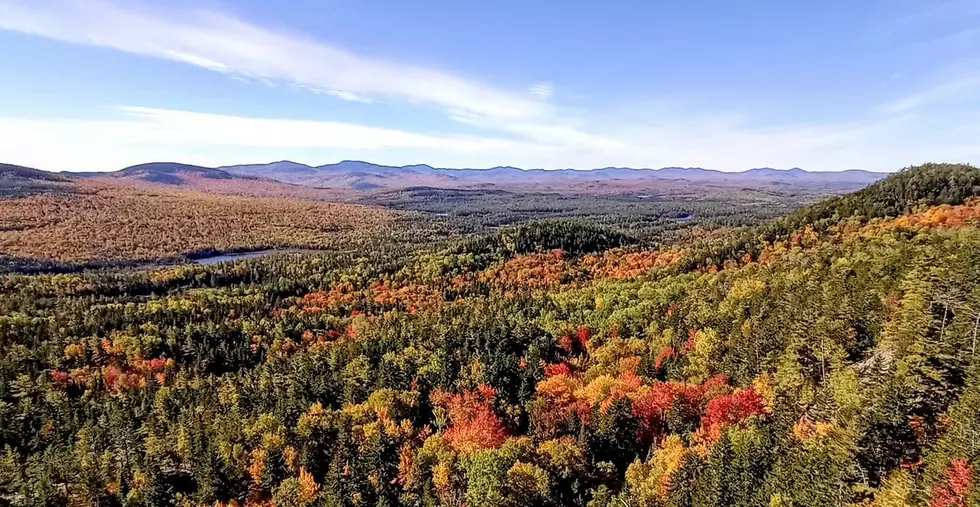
0,0 -> 978,172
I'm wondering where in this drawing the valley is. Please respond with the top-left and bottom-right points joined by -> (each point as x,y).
0,161 -> 886,270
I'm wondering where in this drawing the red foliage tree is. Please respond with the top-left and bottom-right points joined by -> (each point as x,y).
558,334 -> 574,353
632,382 -> 682,443
432,384 -> 507,453
576,326 -> 591,351
631,379 -> 720,444
654,347 -> 676,370
681,330 -> 698,354
543,362 -> 573,378
698,386 -> 766,442
50,370 -> 70,386
931,458 -> 973,507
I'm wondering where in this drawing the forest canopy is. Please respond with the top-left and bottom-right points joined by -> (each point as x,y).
0,181 -> 408,264
1,164 -> 980,506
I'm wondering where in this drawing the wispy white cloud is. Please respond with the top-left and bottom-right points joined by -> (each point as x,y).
0,106 -> 547,171
879,73 -> 980,114
0,104 -> 975,173
877,56 -> 980,115
309,88 -> 373,103
0,0 -> 548,122
0,0 -> 977,172
0,0 -> 635,155
115,107 -> 527,150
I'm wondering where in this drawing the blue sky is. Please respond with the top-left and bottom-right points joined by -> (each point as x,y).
0,0 -> 978,172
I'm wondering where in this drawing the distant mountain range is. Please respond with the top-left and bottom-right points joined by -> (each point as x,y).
73,162 -> 257,185
3,160 -> 890,197
216,160 -> 888,193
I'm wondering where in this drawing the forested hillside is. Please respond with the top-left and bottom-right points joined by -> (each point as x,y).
1,164 -> 980,506
0,180 -> 409,264
0,164 -> 74,197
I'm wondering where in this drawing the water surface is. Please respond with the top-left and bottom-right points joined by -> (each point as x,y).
192,249 -> 322,265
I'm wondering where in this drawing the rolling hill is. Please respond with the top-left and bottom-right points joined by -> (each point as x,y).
0,180 -> 407,264
76,162 -> 353,201
114,162 -> 245,184
0,163 -> 75,196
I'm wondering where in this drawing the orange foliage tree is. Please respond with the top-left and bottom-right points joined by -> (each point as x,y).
431,385 -> 508,454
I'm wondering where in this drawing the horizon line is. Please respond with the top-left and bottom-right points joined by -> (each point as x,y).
44,159 -> 899,175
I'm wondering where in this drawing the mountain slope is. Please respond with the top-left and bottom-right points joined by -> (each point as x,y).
78,162 -> 356,201
0,163 -> 75,196
677,162 -> 980,271
792,162 -> 980,222
113,162 -> 251,184
220,160 -> 319,177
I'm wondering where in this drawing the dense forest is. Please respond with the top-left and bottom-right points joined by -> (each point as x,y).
2,163 -> 980,506
0,181 -> 411,264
